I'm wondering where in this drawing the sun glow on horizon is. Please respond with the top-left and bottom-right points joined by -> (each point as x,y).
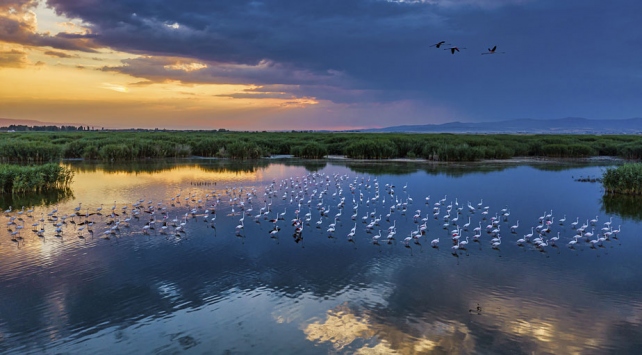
0,1 -> 321,130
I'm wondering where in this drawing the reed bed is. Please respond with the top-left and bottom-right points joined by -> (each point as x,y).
602,163 -> 642,195
1,131 -> 642,162
0,163 -> 74,194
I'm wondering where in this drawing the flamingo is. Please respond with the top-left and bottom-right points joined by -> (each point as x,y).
445,46 -> 466,54
571,217 -> 579,228
463,217 -> 471,230
430,41 -> 450,48
481,45 -> 505,55
510,220 -> 519,232
459,236 -> 469,248
372,230 -> 382,243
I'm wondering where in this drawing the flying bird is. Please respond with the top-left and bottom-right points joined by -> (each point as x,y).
430,41 -> 450,48
482,46 -> 504,55
445,46 -> 466,54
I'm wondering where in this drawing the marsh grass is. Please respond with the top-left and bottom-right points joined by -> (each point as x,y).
602,163 -> 642,195
0,163 -> 74,194
2,131 -> 642,162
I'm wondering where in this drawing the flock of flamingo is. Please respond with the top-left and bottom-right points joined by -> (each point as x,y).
2,172 -> 622,255
430,41 -> 505,55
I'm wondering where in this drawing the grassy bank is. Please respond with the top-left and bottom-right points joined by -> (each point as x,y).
2,131 -> 642,162
0,163 -> 74,194
602,163 -> 642,195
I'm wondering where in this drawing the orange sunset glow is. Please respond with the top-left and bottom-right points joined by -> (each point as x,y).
0,2 -> 327,130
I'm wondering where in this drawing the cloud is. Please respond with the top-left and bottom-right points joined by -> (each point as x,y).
0,48 -> 28,68
43,49 -> 77,58
0,0 -> 100,52
101,56 -> 351,88
6,0 -> 640,123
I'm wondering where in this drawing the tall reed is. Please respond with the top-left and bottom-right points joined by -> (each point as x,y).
0,164 -> 74,194
602,163 -> 642,195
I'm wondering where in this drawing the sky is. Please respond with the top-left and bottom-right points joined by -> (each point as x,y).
0,0 -> 641,130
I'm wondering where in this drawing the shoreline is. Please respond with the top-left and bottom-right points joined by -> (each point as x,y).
64,155 -> 627,165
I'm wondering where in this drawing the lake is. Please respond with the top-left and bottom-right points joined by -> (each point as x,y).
0,159 -> 640,354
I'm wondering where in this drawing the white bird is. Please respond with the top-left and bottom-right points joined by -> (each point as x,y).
463,217 -> 471,230
372,230 -> 382,243
571,217 -> 579,228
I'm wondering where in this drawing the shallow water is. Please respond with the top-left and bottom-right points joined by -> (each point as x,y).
1,159 -> 641,354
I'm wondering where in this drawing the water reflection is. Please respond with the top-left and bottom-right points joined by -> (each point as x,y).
69,159 -> 270,175
0,160 -> 641,354
602,194 -> 642,221
0,188 -> 73,210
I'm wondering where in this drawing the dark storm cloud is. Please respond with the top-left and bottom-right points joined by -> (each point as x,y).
46,0 -> 446,74
42,0 -> 642,119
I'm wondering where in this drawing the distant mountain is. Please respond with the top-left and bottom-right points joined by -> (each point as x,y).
0,117 -> 49,127
360,117 -> 642,134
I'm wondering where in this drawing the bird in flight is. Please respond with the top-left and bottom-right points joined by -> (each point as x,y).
445,46 -> 466,54
430,41 -> 450,48
482,46 -> 505,55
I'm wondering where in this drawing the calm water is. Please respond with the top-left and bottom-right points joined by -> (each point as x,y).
1,159 -> 641,354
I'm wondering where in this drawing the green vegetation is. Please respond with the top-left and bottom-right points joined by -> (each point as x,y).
2,131 -> 642,163
602,163 -> 642,195
0,163 -> 74,194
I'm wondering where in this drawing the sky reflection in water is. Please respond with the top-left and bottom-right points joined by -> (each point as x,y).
0,160 -> 641,354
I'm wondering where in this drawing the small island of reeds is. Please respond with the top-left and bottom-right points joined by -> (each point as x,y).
602,163 -> 642,195
0,163 -> 74,195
